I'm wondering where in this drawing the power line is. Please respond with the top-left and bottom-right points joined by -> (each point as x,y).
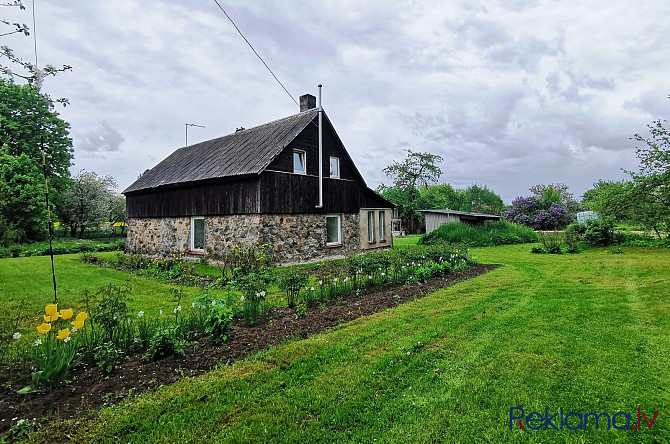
211,0 -> 299,108
31,0 -> 37,66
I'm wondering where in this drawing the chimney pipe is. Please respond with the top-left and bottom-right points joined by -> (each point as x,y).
316,85 -> 323,209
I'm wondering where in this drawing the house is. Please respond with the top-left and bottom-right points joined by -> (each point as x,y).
420,209 -> 502,233
122,94 -> 394,264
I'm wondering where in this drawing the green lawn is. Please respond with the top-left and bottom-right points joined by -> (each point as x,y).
0,252 -> 203,328
23,245 -> 669,443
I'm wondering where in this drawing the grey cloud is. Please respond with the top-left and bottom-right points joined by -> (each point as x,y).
77,122 -> 125,153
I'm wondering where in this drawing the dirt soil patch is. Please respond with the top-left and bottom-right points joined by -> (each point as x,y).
0,263 -> 498,437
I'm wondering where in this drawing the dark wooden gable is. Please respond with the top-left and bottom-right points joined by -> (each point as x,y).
266,113 -> 364,182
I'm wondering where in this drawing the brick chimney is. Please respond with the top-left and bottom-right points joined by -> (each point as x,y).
300,94 -> 316,112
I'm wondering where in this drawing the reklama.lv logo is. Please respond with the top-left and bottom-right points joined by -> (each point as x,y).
510,407 -> 659,431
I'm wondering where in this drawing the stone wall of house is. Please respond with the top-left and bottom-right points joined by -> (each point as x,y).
126,217 -> 190,256
126,213 -> 360,264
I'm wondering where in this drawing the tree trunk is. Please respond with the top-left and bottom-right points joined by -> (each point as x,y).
79,225 -> 86,239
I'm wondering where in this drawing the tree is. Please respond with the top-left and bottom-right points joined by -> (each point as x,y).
529,183 -> 582,214
416,183 -> 464,212
108,195 -> 127,236
582,180 -> 634,223
58,171 -> 117,238
0,80 -> 73,182
0,146 -> 46,244
0,80 -> 73,242
380,149 -> 443,233
1,0 -> 71,98
629,105 -> 670,237
461,184 -> 505,215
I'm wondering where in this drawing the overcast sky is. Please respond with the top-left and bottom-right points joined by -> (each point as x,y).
4,0 -> 669,203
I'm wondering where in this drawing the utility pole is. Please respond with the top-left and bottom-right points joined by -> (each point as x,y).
185,123 -> 205,146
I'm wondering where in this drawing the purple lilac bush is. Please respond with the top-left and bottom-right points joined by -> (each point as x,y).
505,197 -> 574,230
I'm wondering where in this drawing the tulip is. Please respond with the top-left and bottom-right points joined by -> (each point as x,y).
59,308 -> 73,320
45,304 -> 58,317
56,329 -> 70,340
71,319 -> 85,330
37,323 -> 51,334
76,312 -> 88,322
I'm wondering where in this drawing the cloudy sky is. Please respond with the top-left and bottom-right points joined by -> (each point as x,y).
4,0 -> 669,202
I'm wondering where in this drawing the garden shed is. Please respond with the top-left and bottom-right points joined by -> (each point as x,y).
123,94 -> 394,264
421,209 -> 502,233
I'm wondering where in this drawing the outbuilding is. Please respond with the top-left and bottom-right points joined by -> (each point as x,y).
421,209 -> 502,233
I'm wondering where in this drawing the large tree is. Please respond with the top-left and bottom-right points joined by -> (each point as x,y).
629,103 -> 670,236
379,149 -> 443,233
0,80 -> 73,242
530,183 -> 582,214
0,146 -> 46,243
0,79 -> 73,182
58,171 -> 118,238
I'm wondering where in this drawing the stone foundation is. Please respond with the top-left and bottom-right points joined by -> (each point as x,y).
126,213 -> 360,264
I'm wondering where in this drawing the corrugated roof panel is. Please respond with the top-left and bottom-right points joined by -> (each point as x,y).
123,110 -> 318,193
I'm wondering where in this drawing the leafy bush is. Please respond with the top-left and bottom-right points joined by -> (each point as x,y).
419,221 -> 536,247
537,232 -> 564,254
583,219 -> 617,247
147,326 -> 185,360
94,342 -> 124,374
278,268 -> 309,308
209,243 -> 276,282
505,196 -> 574,230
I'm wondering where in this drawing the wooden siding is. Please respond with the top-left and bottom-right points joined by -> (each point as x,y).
126,179 -> 260,218
267,116 -> 359,181
259,171 -> 361,214
425,212 -> 461,233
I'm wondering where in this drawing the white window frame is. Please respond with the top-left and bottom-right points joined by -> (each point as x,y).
293,149 -> 307,175
326,214 -> 342,247
190,216 -> 205,252
379,211 -> 386,241
368,211 -> 375,243
329,156 -> 340,179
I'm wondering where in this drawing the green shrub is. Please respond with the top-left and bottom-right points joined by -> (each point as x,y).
147,326 -> 185,360
278,268 -> 309,308
94,342 -> 124,374
419,221 -> 537,247
583,219 -> 616,247
537,232 -> 564,254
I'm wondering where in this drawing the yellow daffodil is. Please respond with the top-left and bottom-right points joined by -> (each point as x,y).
37,323 -> 51,334
59,308 -> 73,320
71,319 -> 85,330
45,304 -> 58,317
56,329 -> 70,340
76,312 -> 88,322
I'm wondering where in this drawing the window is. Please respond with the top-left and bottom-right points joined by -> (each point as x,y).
293,149 -> 306,174
379,211 -> 386,241
326,215 -> 341,246
329,156 -> 340,178
368,211 -> 375,243
190,216 -> 204,252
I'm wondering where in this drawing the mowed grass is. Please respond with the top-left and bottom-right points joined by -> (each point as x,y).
25,245 -> 670,443
0,252 -> 202,329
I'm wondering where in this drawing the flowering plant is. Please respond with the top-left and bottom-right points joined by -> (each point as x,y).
29,304 -> 88,389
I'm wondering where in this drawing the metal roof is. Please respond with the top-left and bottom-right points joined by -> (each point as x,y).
123,109 -> 318,193
420,209 -> 502,218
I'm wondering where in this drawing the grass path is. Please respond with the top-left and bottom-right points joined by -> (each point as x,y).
24,245 -> 670,442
